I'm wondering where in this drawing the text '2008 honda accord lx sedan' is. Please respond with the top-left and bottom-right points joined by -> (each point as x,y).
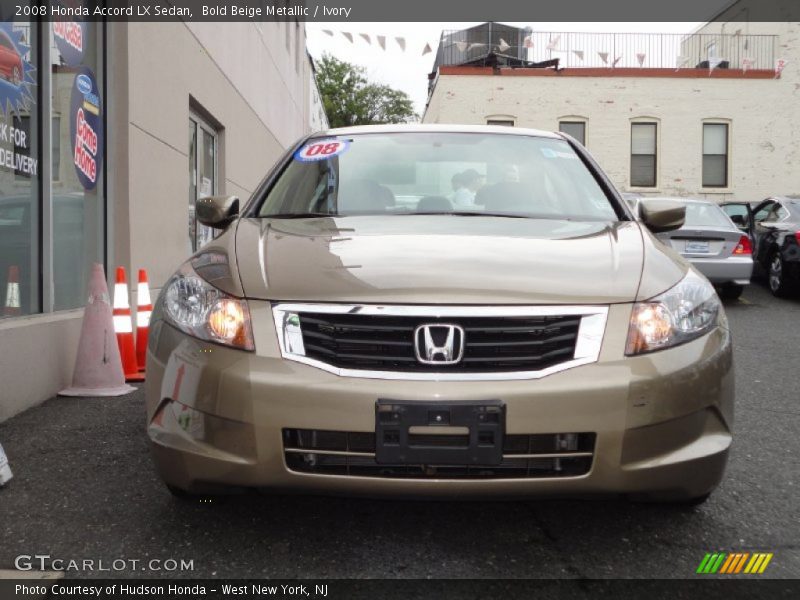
146,125 -> 733,504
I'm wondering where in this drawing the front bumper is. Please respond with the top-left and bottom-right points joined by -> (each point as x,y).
145,302 -> 734,500
688,255 -> 753,286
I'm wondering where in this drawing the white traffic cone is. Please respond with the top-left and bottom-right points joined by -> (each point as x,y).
0,442 -> 12,486
59,263 -> 136,397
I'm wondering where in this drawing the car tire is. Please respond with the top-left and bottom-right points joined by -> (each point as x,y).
718,284 -> 744,301
768,252 -> 792,297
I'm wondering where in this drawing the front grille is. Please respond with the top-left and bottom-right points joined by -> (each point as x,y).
283,429 -> 596,479
297,313 -> 581,373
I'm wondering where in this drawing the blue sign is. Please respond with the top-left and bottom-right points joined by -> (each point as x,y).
0,23 -> 36,117
69,67 -> 103,190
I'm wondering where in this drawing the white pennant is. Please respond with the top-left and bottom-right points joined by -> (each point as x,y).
422,43 -> 432,56
546,35 -> 561,51
455,41 -> 468,52
468,43 -> 486,51
775,58 -> 787,78
572,50 -> 584,61
377,35 -> 386,50
395,37 -> 406,52
322,29 -> 334,37
741,57 -> 754,73
498,38 -> 511,53
598,51 -> 609,65
341,32 -> 353,43
359,33 -> 371,45
675,55 -> 690,70
709,56 -> 724,74
523,35 -> 533,49
636,52 -> 646,67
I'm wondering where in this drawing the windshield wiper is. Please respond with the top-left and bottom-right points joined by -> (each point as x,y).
414,211 -> 535,219
265,212 -> 336,219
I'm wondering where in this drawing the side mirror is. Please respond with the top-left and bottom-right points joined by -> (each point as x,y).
639,199 -> 686,233
196,195 -> 239,229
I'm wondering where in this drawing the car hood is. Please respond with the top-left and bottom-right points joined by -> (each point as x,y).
233,216 -> 683,305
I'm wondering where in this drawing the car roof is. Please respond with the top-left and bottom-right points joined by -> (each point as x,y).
314,123 -> 562,139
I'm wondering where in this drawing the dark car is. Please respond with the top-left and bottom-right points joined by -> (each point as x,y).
723,196 -> 800,296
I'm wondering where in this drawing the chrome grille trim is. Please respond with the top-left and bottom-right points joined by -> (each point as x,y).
272,303 -> 608,381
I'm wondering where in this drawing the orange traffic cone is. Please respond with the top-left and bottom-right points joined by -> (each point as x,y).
135,269 -> 152,372
3,265 -> 21,317
59,263 -> 136,397
113,267 -> 144,382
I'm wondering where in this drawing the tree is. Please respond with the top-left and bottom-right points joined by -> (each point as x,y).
315,54 -> 417,128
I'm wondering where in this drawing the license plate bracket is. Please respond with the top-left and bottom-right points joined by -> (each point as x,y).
375,399 -> 505,465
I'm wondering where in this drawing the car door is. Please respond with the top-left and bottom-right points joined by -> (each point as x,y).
751,199 -> 776,266
753,200 -> 791,267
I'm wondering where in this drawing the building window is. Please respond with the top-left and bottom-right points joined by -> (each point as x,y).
559,121 -> 586,146
487,119 -> 514,127
630,123 -> 657,188
189,114 -> 219,253
51,22 -> 105,311
703,123 -> 729,188
0,21 -> 39,318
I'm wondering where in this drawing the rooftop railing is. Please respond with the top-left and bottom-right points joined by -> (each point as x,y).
433,27 -> 777,72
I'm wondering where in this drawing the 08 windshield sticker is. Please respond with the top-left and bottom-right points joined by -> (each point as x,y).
294,139 -> 350,162
541,147 -> 578,160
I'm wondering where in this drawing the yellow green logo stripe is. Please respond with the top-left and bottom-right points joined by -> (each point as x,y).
697,552 -> 773,574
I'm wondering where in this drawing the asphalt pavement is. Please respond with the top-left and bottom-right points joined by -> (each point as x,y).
0,281 -> 798,580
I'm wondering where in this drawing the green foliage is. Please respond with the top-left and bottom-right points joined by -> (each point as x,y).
315,54 -> 418,128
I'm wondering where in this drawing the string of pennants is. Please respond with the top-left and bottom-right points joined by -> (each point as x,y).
320,29 -> 788,78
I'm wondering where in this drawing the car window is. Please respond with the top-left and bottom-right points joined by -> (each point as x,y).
753,201 -> 775,222
763,203 -> 788,222
0,204 -> 26,226
683,203 -> 734,228
786,200 -> 800,218
722,204 -> 748,219
258,133 -> 619,221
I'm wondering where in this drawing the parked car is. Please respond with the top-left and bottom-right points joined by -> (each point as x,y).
147,125 -> 733,505
654,198 -> 753,300
724,196 -> 800,296
0,29 -> 23,86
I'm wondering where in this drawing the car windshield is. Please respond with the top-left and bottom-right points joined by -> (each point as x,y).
683,202 -> 734,228
257,132 -> 618,221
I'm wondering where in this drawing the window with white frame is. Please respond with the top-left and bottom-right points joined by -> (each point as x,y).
630,123 -> 657,188
702,123 -> 729,188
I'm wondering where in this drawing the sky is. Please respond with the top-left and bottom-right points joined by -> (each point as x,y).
306,22 -> 704,116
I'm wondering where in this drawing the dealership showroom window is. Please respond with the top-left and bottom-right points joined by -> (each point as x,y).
0,19 -> 105,318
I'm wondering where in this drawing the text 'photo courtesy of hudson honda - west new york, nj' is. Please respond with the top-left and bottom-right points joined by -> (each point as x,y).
0,0 -> 798,599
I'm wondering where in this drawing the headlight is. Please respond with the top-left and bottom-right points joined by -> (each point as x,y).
159,262 -> 255,351
626,271 -> 721,355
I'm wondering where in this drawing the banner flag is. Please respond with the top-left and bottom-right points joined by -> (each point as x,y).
775,58 -> 787,78
322,29 -> 334,37
636,52 -> 646,67
377,35 -> 386,50
422,43 -> 433,56
573,50 -> 584,61
523,35 -> 533,49
359,33 -> 371,44
455,41 -> 468,52
598,51 -> 609,64
546,35 -> 561,51
742,57 -> 754,73
395,37 -> 406,51
341,31 -> 353,43
498,38 -> 511,53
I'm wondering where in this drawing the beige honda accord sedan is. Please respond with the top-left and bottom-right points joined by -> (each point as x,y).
146,125 -> 733,504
